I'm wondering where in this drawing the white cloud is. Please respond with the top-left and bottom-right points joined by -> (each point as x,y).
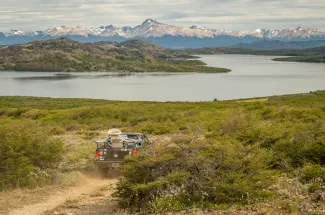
0,0 -> 324,31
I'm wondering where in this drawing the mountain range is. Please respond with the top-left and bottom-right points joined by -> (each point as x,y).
2,19 -> 325,49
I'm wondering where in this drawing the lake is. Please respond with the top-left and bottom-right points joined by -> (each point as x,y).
0,54 -> 325,101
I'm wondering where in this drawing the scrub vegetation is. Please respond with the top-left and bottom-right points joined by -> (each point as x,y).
179,46 -> 325,57
0,91 -> 325,213
273,54 -> 325,63
0,38 -> 230,73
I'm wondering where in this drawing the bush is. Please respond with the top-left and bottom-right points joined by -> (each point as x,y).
49,126 -> 66,135
21,109 -> 43,119
272,126 -> 325,168
300,164 -> 325,184
115,140 -> 276,212
0,123 -> 64,190
63,142 -> 95,171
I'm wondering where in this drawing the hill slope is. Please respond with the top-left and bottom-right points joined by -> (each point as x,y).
0,38 -> 230,73
273,54 -> 325,63
232,40 -> 325,50
180,45 -> 325,57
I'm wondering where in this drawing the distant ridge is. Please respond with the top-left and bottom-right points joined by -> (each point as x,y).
1,19 -> 325,48
231,40 -> 325,50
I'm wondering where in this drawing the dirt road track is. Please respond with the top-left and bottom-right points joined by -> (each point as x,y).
8,178 -> 118,215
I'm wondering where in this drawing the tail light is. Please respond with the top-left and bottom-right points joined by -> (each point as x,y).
96,150 -> 99,160
132,149 -> 138,157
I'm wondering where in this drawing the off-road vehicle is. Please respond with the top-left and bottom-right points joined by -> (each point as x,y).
95,131 -> 148,176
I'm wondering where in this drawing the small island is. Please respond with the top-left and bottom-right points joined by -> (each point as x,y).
0,38 -> 231,73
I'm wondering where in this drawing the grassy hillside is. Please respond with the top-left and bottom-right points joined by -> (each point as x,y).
0,38 -> 230,73
1,92 -> 325,213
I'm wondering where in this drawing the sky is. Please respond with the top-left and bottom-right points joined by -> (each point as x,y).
1,0 -> 325,32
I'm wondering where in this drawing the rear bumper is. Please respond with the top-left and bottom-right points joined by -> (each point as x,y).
96,161 -> 123,169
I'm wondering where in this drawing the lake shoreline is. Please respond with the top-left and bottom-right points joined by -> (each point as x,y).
1,55 -> 325,101
1,90 -> 324,103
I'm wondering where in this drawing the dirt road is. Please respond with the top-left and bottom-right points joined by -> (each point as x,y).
7,177 -> 118,215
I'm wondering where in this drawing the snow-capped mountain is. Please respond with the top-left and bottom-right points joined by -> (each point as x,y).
126,19 -> 218,38
1,19 -> 325,48
3,29 -> 37,36
5,19 -> 325,39
46,20 -> 325,39
44,26 -> 90,36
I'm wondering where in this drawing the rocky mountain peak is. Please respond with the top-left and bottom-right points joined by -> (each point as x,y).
190,25 -> 205,29
104,25 -> 115,30
4,29 -> 25,36
296,26 -> 314,31
142,18 -> 159,25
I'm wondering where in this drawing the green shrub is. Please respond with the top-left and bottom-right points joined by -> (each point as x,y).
152,196 -> 189,212
63,142 -> 95,171
5,108 -> 29,118
300,164 -> 325,184
81,130 -> 100,140
49,126 -> 66,135
272,126 -> 325,168
115,140 -> 276,212
21,109 -> 43,119
0,123 -> 64,190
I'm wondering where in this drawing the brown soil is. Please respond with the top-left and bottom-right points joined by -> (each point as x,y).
3,176 -> 118,215
0,185 -> 66,215
43,180 -> 122,215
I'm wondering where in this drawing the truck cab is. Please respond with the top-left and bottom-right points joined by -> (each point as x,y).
95,132 -> 148,176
